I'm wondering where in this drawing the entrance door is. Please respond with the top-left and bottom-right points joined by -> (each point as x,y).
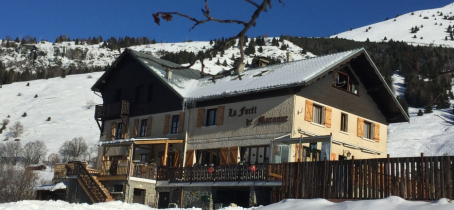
158,192 -> 170,209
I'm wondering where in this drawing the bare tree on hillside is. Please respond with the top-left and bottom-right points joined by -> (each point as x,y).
152,0 -> 285,82
59,137 -> 88,162
22,140 -> 48,165
47,153 -> 60,171
4,141 -> 22,165
9,121 -> 24,138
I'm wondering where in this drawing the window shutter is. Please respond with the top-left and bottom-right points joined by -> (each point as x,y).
146,117 -> 153,136
229,147 -> 239,165
196,108 -> 205,127
185,150 -> 194,167
304,100 -> 313,122
178,113 -> 185,133
110,122 -> 116,140
374,123 -> 380,142
220,147 -> 229,166
163,114 -> 170,134
357,117 -> 364,138
216,106 -> 225,125
173,150 -> 180,167
134,119 -> 139,137
324,107 -> 332,127
294,144 -> 300,162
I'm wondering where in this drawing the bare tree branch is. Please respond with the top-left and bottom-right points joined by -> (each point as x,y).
244,0 -> 260,8
151,0 -> 280,80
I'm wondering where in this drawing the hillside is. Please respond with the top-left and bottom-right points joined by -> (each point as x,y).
0,39 -> 309,155
332,3 -> 454,47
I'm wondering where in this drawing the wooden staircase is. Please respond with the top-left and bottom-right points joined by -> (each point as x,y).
71,161 -> 115,203
92,176 -> 115,202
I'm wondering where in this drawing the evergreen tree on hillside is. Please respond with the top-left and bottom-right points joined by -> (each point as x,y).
222,59 -> 228,67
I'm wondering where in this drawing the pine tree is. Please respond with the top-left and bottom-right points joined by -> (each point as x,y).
424,105 -> 432,113
231,53 -> 235,60
384,36 -> 387,40
258,46 -> 263,53
215,59 -> 221,65
222,59 -> 228,67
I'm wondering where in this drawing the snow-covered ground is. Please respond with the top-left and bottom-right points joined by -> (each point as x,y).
1,197 -> 453,210
332,3 -> 454,47
0,72 -> 103,155
387,72 -> 454,157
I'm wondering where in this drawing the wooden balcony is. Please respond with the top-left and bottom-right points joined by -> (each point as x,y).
100,160 -> 130,176
131,163 -> 158,179
95,100 -> 130,120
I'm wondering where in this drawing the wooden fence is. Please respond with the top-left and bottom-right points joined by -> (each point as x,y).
280,155 -> 454,200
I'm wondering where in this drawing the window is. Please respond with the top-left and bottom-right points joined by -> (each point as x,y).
241,146 -> 269,164
364,121 -> 372,139
340,113 -> 348,132
196,150 -> 220,166
139,119 -> 147,137
135,85 -> 144,103
313,105 -> 323,124
333,71 -> 359,94
170,115 -> 179,134
147,84 -> 154,102
206,109 -> 217,126
115,123 -> 122,139
139,154 -> 147,162
114,89 -> 122,102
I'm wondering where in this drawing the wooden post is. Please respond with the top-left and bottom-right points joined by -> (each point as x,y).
163,141 -> 169,166
128,144 -> 133,176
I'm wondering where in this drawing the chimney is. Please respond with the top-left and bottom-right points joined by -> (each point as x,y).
165,68 -> 173,80
286,52 -> 292,62
234,59 -> 244,75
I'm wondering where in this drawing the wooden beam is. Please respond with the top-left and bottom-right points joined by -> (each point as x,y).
97,175 -> 128,181
134,140 -> 183,145
163,140 -> 169,166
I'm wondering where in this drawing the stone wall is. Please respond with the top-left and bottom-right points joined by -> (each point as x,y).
156,187 -> 213,210
125,180 -> 157,207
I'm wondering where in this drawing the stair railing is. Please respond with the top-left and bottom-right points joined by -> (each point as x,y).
70,161 -> 109,202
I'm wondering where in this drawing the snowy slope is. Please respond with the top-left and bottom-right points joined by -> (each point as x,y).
1,197 -> 453,210
0,72 -> 103,155
1,38 -> 310,76
387,72 -> 454,157
129,38 -> 311,75
332,3 -> 454,47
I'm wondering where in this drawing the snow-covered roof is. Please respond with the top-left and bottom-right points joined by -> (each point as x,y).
93,48 -> 409,123
34,182 -> 67,191
128,48 -> 364,100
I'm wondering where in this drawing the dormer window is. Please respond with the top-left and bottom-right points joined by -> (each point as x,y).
333,70 -> 359,95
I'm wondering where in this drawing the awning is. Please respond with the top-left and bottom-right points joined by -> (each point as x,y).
99,138 -> 183,147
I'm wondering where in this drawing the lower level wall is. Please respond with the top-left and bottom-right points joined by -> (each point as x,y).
65,178 -> 93,204
101,180 -> 127,201
125,180 -> 157,207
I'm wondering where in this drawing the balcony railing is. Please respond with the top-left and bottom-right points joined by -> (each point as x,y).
131,163 -> 157,179
100,160 -> 130,176
156,164 -> 282,183
95,100 -> 130,120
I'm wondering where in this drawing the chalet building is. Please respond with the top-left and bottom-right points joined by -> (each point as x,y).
53,48 -> 408,209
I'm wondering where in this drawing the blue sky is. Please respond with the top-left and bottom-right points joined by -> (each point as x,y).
1,0 -> 453,42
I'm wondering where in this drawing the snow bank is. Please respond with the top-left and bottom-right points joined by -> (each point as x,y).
1,197 -> 453,210
260,197 -> 454,210
0,200 -> 200,210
